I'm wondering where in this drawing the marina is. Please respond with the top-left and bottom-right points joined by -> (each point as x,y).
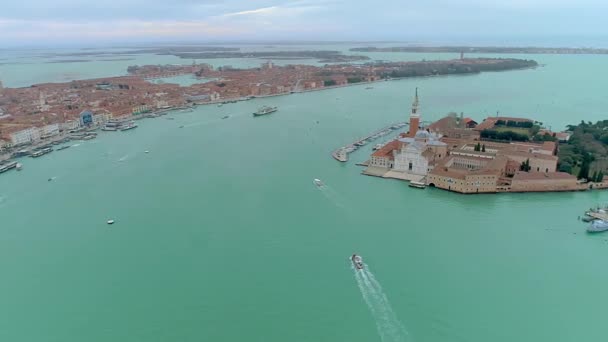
331,122 -> 407,162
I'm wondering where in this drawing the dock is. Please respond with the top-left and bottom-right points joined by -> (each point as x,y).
331,122 -> 408,162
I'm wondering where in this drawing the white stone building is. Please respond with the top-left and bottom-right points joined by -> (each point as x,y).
93,113 -> 111,126
40,124 -> 60,138
393,131 -> 448,176
63,120 -> 81,131
10,127 -> 41,146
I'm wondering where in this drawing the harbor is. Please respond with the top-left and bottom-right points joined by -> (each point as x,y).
331,122 -> 407,162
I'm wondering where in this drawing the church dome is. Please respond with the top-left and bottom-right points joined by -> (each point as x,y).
414,130 -> 431,139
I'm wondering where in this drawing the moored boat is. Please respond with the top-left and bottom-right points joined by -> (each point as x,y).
588,220 -> 608,233
409,181 -> 427,189
119,122 -> 138,131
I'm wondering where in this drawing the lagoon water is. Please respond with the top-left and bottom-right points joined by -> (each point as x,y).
1,46 -> 608,342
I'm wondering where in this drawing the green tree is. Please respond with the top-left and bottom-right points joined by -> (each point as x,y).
591,170 -> 598,183
481,144 -> 486,152
597,171 -> 604,182
520,158 -> 531,172
474,142 -> 481,151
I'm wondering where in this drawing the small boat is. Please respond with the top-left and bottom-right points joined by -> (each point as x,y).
351,254 -> 364,270
107,219 -> 115,225
16,163 -> 22,171
179,125 -> 184,128
313,178 -> 324,187
57,145 -> 71,151
365,86 -> 374,90
373,143 -> 384,151
588,220 -> 608,233
222,115 -> 230,120
166,117 -> 175,120
144,150 -> 149,154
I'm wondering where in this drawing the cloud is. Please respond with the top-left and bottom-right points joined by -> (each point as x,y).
221,6 -> 279,17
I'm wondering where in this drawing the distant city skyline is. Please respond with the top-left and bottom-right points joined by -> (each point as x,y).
1,0 -> 608,46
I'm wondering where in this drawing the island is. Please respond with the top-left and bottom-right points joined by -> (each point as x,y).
0,57 -> 536,161
351,46 -> 608,55
361,90 -> 606,194
166,50 -> 371,63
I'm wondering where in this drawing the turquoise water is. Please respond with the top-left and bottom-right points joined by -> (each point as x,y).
1,47 -> 608,341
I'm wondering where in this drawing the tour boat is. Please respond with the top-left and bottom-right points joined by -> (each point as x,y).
351,254 -> 364,270
253,106 -> 278,117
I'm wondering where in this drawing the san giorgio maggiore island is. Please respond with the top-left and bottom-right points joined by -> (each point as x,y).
336,88 -> 608,194
1,54 -> 604,195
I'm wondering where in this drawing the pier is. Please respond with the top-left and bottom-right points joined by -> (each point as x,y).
332,122 -> 408,162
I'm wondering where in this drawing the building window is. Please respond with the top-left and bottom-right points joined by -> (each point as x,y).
408,162 -> 412,171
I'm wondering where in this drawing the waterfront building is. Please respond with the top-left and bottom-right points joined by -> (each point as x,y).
392,131 -> 447,175
63,120 -> 80,131
132,105 -> 150,115
10,127 -> 41,146
509,171 -> 578,192
40,124 -> 60,139
93,111 -> 112,126
366,89 -> 447,180
80,110 -> 93,127
0,139 -> 10,151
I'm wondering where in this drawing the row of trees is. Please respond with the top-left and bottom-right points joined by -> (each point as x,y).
480,129 -> 529,142
495,120 -> 534,128
473,142 -> 486,152
558,120 -> 608,180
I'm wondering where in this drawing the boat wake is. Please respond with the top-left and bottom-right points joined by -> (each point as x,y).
315,182 -> 346,208
353,262 -> 411,342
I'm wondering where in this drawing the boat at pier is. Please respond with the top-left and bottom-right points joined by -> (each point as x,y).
0,161 -> 18,173
120,122 -> 138,131
253,106 -> 278,117
16,163 -> 23,171
351,254 -> 364,270
409,181 -> 427,189
31,147 -> 53,158
588,220 -> 608,233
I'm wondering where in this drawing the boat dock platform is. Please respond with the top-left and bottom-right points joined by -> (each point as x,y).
0,161 -> 18,173
331,122 -> 407,162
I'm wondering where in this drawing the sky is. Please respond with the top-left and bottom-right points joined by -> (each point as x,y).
0,0 -> 607,46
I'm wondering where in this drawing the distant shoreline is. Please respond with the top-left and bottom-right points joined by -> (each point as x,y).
350,46 -> 608,55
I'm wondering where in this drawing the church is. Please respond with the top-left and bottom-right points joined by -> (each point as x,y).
368,89 -> 447,179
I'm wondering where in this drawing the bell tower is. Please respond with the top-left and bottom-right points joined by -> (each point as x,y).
409,88 -> 420,137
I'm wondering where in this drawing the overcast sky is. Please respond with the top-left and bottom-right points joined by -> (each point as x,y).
0,0 -> 606,45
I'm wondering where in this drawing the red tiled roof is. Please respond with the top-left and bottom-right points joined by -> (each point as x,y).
372,140 -> 400,159
512,171 -> 576,181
